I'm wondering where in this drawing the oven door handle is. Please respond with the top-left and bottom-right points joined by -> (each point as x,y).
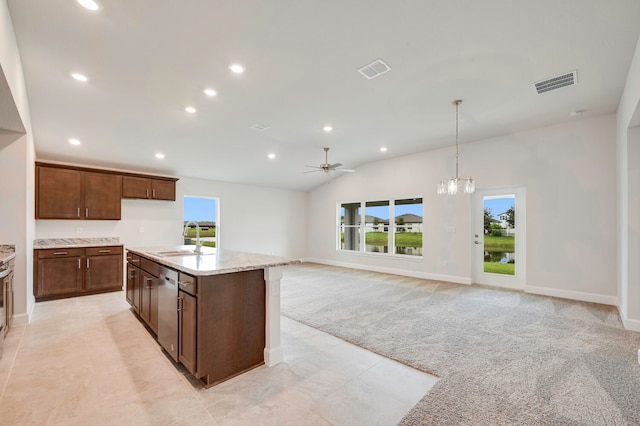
0,269 -> 10,279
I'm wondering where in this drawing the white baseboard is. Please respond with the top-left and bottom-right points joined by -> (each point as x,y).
301,257 -> 472,285
12,312 -> 29,326
525,285 -> 618,306
619,310 -> 640,332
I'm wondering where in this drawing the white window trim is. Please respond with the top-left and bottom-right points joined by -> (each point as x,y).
336,197 -> 423,259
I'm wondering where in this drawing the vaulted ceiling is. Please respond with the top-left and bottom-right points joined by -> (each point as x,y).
7,0 -> 640,190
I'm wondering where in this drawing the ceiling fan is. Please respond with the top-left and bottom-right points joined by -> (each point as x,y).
304,147 -> 355,174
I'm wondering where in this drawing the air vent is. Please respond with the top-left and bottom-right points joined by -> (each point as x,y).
534,70 -> 578,94
250,122 -> 270,131
357,59 -> 391,80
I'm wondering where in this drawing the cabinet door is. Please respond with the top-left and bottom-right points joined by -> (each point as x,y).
179,291 -> 197,374
140,270 -> 158,333
36,166 -> 82,219
83,172 -> 122,220
151,179 -> 176,201
126,264 -> 136,306
36,257 -> 83,297
122,176 -> 150,199
85,254 -> 123,291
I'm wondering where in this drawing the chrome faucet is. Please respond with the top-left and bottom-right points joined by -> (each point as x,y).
183,221 -> 203,254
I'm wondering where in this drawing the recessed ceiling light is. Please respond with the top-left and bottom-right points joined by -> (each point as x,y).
380,147 -> 387,152
185,106 -> 197,113
203,88 -> 217,97
68,139 -> 81,146
323,125 -> 333,133
229,64 -> 245,74
155,153 -> 165,159
268,153 -> 276,159
569,110 -> 584,117
77,0 -> 100,11
71,73 -> 88,82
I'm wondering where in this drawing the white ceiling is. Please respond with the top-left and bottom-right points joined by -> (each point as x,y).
7,0 -> 640,190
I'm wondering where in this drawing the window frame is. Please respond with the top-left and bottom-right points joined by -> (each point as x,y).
336,197 -> 423,259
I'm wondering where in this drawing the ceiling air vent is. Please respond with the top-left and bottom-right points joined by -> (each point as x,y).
533,70 -> 578,94
357,59 -> 391,80
250,122 -> 270,131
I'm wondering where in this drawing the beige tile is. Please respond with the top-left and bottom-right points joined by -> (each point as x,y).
0,291 -> 436,425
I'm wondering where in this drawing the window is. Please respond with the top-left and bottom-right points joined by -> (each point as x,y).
183,196 -> 218,248
337,198 -> 423,257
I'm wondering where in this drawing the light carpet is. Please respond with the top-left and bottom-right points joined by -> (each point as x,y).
281,263 -> 640,425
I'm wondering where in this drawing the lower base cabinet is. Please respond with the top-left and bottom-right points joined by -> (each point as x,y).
125,250 -> 266,388
34,246 -> 122,301
179,290 -> 197,374
126,254 -> 159,335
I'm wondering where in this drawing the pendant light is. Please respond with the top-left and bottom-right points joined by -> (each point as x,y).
437,100 -> 475,195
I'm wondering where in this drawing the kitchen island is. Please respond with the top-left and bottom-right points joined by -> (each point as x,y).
126,245 -> 299,387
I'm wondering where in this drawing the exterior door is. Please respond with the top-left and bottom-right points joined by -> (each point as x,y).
472,187 -> 526,290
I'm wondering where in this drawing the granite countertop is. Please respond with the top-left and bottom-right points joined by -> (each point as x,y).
0,245 -> 16,264
34,237 -> 122,249
127,245 -> 300,276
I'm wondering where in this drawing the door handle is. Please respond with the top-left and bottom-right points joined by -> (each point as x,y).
474,241 -> 481,244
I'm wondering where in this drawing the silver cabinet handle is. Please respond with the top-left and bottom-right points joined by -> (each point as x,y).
77,207 -> 80,217
53,252 -> 68,256
86,207 -> 89,217
152,189 -> 156,198
146,188 -> 149,198
77,259 -> 81,269
177,296 -> 183,312
144,277 -> 152,289
86,258 -> 90,268
98,250 -> 111,253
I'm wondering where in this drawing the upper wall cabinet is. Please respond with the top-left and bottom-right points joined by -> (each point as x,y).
35,162 -> 178,220
122,176 -> 176,201
36,165 -> 122,220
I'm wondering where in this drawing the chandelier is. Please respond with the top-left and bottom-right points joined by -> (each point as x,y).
437,100 -> 475,195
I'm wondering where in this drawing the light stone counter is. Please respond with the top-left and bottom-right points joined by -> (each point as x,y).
34,237 -> 122,249
0,245 -> 16,264
127,245 -> 300,276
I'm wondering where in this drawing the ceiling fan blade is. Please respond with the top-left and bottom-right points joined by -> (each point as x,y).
304,165 -> 322,169
334,168 -> 356,173
303,169 -> 323,174
329,163 -> 343,168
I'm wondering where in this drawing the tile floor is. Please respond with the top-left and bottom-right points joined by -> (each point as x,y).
0,291 -> 438,425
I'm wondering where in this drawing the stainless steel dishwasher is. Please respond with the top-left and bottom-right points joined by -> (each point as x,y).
157,265 -> 179,361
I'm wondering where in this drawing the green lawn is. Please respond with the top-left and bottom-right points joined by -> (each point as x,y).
484,235 -> 514,252
185,228 -> 216,238
364,232 -> 422,248
484,262 -> 515,275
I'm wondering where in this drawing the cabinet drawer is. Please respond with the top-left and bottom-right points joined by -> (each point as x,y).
36,248 -> 84,259
178,272 -> 197,295
86,246 -> 123,256
126,252 -> 141,265
140,256 -> 160,277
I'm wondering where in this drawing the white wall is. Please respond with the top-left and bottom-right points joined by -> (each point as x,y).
616,35 -> 640,330
308,114 -> 618,302
35,175 -> 308,258
0,0 -> 36,324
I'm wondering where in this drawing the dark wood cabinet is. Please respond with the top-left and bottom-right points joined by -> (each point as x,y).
179,290 -> 197,375
127,253 -> 159,334
34,246 -> 123,301
36,165 -> 122,220
122,176 -> 176,201
83,172 -> 122,220
35,249 -> 83,298
85,246 -> 124,291
36,166 -> 83,219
